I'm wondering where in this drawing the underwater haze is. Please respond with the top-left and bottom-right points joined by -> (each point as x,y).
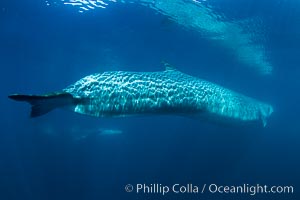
1,0 -> 300,199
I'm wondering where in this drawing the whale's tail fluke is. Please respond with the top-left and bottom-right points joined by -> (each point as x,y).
8,92 -> 79,117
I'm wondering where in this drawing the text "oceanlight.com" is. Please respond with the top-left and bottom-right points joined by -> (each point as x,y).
124,183 -> 294,196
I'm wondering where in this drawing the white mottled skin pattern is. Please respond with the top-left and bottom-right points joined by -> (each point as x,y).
63,68 -> 273,126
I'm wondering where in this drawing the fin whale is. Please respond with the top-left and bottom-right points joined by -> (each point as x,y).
8,66 -> 273,126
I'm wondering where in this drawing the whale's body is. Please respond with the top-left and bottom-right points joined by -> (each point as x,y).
9,67 -> 273,126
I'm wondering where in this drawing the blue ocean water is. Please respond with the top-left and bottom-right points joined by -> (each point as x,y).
0,0 -> 299,200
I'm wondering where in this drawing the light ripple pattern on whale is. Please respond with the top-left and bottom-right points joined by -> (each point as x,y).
63,68 -> 273,126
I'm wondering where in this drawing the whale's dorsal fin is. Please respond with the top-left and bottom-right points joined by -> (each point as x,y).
161,61 -> 177,71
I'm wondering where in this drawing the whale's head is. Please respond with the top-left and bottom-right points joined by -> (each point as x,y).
260,103 -> 274,127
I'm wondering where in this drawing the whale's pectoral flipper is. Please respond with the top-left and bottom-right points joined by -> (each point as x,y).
8,92 -> 80,117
